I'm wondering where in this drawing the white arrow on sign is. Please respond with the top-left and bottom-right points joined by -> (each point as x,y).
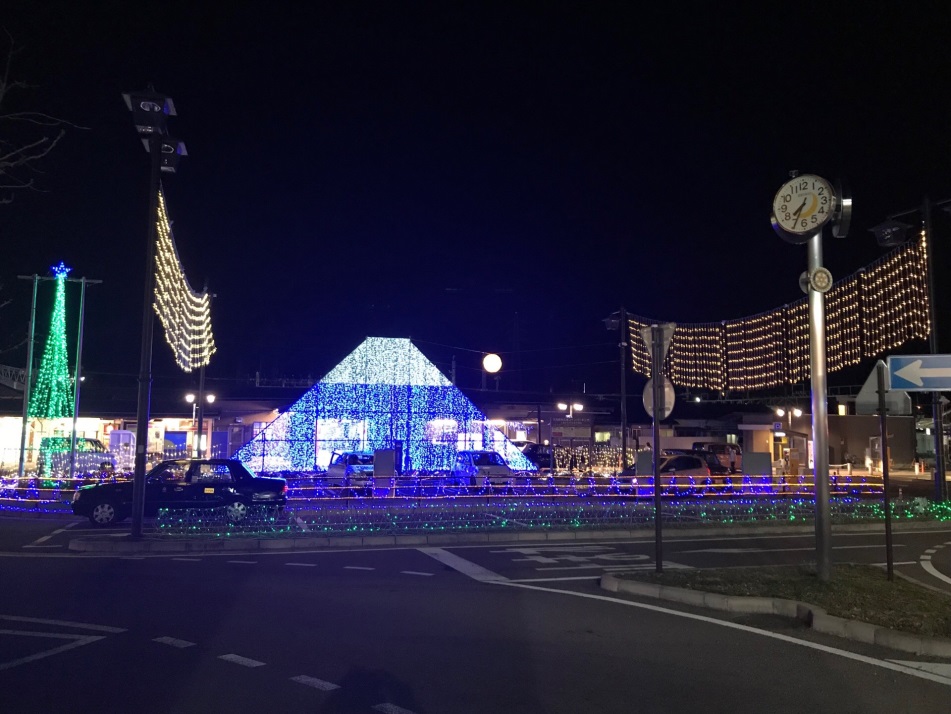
894,359 -> 951,387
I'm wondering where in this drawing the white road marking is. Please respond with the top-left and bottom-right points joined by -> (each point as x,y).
508,576 -> 601,582
153,636 -> 195,648
344,566 -> 375,571
401,571 -> 433,577
432,550 -> 951,689
887,660 -> 951,679
419,547 -> 509,582
228,560 -> 257,564
286,562 -> 317,567
373,704 -> 418,714
0,615 -> 125,633
290,675 -> 340,690
920,558 -> 951,586
0,631 -> 104,671
171,558 -> 202,562
495,581 -> 951,688
218,654 -> 266,668
21,544 -> 63,549
679,544 -> 906,554
871,561 -> 916,567
27,521 -> 78,546
925,548 -> 937,555
535,561 -> 691,572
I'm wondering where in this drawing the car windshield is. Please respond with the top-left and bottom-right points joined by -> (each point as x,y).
471,452 -> 503,466
348,454 -> 373,465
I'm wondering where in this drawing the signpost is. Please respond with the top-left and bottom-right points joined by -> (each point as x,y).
875,361 -> 894,581
887,354 -> 949,501
640,323 -> 675,574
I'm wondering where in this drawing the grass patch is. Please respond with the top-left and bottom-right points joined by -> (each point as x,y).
617,564 -> 951,638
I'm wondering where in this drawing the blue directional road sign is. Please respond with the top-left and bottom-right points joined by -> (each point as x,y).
887,354 -> 951,391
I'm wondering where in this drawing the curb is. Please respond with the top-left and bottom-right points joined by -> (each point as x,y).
67,519 -> 951,554
600,572 -> 951,658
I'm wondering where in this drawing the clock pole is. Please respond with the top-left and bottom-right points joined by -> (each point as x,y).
807,230 -> 833,582
771,172 -> 843,583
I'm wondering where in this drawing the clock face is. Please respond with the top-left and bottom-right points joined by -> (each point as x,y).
771,174 -> 836,235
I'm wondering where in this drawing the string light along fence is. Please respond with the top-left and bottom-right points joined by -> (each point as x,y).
147,495 -> 951,538
625,231 -> 930,391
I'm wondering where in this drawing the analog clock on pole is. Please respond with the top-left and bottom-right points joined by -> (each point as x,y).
771,174 -> 837,244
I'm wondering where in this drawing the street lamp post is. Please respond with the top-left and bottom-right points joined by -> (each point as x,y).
557,402 -> 583,419
603,308 -> 629,470
556,402 -> 584,473
122,86 -> 187,538
185,391 -> 215,458
775,406 -> 803,431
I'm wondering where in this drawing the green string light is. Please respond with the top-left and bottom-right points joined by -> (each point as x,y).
28,263 -> 74,419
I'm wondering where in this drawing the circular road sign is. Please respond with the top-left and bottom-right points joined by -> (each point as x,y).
643,377 -> 675,419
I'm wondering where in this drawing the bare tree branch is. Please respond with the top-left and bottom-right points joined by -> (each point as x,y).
0,31 -> 85,203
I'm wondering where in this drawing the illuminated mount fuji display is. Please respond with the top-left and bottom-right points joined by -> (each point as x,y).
235,338 -> 536,473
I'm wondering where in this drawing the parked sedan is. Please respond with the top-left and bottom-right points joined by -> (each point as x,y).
661,449 -> 730,476
71,459 -> 287,526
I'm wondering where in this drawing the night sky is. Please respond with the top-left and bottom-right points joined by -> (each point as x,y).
3,2 -> 951,401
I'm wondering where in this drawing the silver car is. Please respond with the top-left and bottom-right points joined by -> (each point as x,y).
452,450 -> 513,488
325,451 -> 375,491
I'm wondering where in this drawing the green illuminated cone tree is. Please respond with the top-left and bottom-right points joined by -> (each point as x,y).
28,262 -> 73,419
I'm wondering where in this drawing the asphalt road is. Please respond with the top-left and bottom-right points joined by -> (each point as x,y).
2,517 -> 951,712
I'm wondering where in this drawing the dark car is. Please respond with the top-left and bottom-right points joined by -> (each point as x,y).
71,459 -> 287,527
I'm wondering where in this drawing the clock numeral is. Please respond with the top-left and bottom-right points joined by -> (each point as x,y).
811,215 -> 818,224
782,193 -> 792,203
800,219 -> 808,229
780,204 -> 787,212
820,196 -> 828,205
784,212 -> 791,221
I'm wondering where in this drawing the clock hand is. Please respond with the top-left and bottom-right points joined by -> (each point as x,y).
791,197 -> 807,222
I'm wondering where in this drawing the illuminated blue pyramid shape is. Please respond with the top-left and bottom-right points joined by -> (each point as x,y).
235,337 -> 535,473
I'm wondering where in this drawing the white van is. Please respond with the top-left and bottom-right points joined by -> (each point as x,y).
37,437 -> 117,476
452,450 -> 513,488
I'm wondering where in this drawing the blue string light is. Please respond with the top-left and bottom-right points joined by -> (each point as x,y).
235,338 -> 535,473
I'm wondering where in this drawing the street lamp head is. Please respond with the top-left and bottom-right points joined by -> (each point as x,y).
776,408 -> 785,417
573,403 -> 584,411
557,403 -> 569,411
792,407 -> 803,418
205,394 -> 216,404
122,87 -> 176,135
482,353 -> 502,374
869,219 -> 911,248
150,138 -> 187,173
185,393 -> 196,404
